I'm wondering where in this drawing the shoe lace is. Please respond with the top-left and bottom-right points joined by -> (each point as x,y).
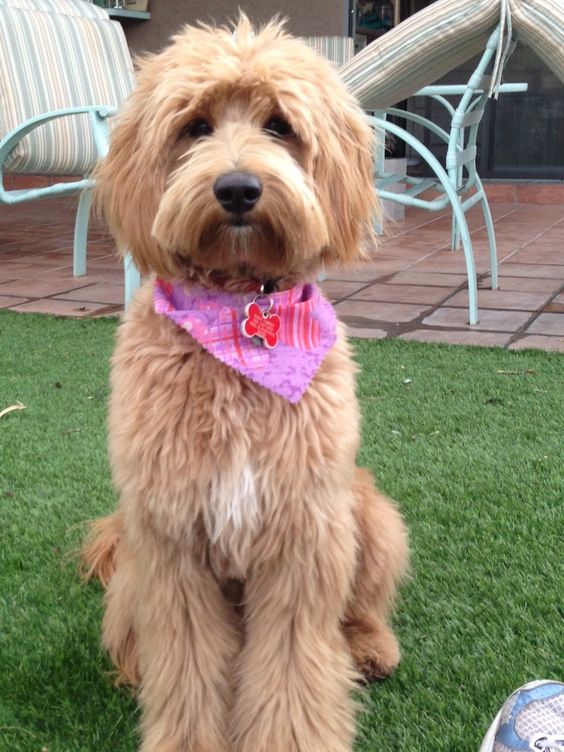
532,737 -> 564,751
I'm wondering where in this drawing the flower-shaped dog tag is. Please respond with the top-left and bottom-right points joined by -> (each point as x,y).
241,297 -> 281,349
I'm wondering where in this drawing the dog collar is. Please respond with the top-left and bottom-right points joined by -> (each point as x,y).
153,279 -> 337,403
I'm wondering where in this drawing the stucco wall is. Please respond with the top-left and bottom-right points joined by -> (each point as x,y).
122,1 -> 349,56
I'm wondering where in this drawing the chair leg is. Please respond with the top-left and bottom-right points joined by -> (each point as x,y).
451,203 -> 479,326
475,179 -> 498,290
372,114 -> 386,237
451,152 -> 463,252
367,117 -> 479,324
124,252 -> 141,307
451,209 -> 461,251
73,187 -> 93,277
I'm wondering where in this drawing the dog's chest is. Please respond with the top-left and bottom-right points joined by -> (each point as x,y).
202,461 -> 260,552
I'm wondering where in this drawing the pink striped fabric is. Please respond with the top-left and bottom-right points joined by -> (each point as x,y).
153,279 -> 337,403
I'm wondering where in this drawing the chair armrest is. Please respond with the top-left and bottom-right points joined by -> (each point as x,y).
377,108 -> 451,145
367,115 -> 455,211
0,105 -> 116,205
415,83 -> 528,96
381,82 -> 529,146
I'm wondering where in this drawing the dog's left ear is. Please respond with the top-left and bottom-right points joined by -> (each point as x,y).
313,92 -> 379,267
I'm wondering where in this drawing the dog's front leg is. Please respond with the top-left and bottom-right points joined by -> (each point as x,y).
135,543 -> 240,752
230,509 -> 357,752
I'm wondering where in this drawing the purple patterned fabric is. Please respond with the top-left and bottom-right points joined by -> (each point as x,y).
153,279 -> 337,403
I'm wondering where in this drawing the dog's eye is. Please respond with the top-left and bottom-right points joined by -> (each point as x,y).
263,116 -> 293,138
182,118 -> 213,139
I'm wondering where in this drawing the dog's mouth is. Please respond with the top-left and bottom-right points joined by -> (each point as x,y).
228,215 -> 252,230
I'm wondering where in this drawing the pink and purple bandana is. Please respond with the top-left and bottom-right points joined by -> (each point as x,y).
153,279 -> 337,403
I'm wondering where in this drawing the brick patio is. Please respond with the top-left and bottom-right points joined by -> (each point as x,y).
1,195 -> 563,351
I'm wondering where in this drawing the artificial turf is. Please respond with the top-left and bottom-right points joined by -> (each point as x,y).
0,309 -> 562,752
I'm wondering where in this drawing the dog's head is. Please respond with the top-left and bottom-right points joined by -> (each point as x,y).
97,15 -> 377,285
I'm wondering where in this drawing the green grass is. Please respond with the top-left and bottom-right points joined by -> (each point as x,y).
0,309 -> 562,752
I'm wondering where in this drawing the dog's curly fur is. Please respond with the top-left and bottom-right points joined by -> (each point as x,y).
82,15 -> 409,752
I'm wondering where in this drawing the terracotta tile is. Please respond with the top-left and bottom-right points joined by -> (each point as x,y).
7,259 -> 72,274
499,263 -> 564,279
515,183 -> 564,205
12,240 -> 73,254
422,307 -> 532,331
508,249 -> 564,265
38,270 -> 117,284
84,243 -> 117,257
400,328 -> 510,347
509,335 -> 564,352
0,278 -> 93,297
369,247 -> 427,262
387,207 -> 450,232
53,284 -> 125,305
0,262 -> 48,278
447,289 -> 549,311
529,224 -> 564,243
485,276 -> 564,294
84,260 -> 123,273
543,301 -> 564,314
0,295 -> 29,309
326,262 -> 400,282
484,183 -> 516,203
1,230 -> 44,244
505,204 -> 564,220
387,271 -> 467,287
526,313 -> 564,336
0,248 -> 33,259
410,251 -> 491,274
335,299 -> 430,323
319,280 -> 366,301
6,298 -> 107,317
345,326 -> 388,340
349,283 -> 450,305
519,233 -> 564,249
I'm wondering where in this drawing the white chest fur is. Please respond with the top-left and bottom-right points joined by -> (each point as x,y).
203,462 -> 260,560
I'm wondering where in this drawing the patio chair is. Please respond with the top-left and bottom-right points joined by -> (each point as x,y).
0,0 -> 141,305
367,25 -> 528,325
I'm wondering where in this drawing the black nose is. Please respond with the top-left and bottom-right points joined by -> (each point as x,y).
213,171 -> 263,214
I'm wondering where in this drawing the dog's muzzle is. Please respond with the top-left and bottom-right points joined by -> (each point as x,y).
213,171 -> 263,215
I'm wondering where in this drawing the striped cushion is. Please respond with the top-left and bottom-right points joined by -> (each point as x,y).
0,0 -> 134,175
300,36 -> 355,68
0,0 -> 108,19
340,0 -> 564,110
509,0 -> 564,86
340,0 -> 499,109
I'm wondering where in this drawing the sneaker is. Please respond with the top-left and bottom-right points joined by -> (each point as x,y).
480,680 -> 564,752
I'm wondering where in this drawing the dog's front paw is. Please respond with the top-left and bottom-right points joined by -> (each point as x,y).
345,618 -> 401,682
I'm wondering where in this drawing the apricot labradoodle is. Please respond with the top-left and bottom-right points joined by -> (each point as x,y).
83,15 -> 409,752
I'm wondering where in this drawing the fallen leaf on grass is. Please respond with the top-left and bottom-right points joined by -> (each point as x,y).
0,402 -> 26,420
496,369 -> 536,376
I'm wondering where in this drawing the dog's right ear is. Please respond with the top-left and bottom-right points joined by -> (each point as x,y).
94,54 -> 182,279
312,90 -> 379,269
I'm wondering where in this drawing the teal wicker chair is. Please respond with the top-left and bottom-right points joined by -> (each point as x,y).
368,25 -> 527,325
0,0 -> 140,305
